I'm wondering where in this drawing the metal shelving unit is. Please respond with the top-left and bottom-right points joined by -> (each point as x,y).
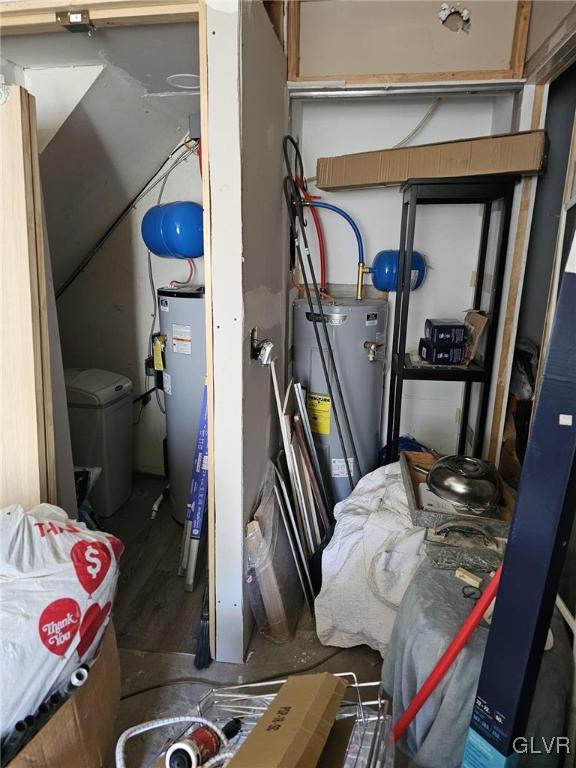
386,176 -> 518,462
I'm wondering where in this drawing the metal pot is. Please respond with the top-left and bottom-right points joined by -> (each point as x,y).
415,455 -> 501,511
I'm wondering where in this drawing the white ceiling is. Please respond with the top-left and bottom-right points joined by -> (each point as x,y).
1,23 -> 199,95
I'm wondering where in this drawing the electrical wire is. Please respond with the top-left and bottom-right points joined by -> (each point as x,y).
170,259 -> 196,288
392,98 -> 441,148
119,648 -> 345,702
301,98 -> 442,190
295,176 -> 326,291
56,139 -> 196,299
283,135 -> 361,489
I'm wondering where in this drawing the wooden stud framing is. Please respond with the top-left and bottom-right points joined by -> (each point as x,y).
510,0 -> 532,79
287,0 -> 300,81
487,84 -> 546,464
0,0 -> 198,34
287,0 -> 531,84
264,0 -> 284,47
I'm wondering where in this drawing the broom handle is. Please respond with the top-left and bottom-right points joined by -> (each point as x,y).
393,565 -> 502,742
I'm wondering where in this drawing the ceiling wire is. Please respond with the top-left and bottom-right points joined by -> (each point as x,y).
304,97 -> 443,186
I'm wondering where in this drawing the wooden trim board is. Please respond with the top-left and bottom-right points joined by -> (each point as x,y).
487,84 -> 546,464
287,0 -> 531,85
0,85 -> 56,509
287,0 -> 300,81
198,0 -> 216,660
0,0 -> 199,34
510,0 -> 532,78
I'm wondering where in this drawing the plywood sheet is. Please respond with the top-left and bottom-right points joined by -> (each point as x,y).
299,0 -> 518,78
0,85 -> 55,509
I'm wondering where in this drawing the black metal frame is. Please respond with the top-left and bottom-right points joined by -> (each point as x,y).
386,176 -> 518,462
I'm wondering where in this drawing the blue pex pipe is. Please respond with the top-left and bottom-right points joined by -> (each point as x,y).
308,200 -> 364,264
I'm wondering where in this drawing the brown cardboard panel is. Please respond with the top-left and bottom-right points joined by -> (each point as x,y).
228,673 -> 347,768
316,131 -> 547,191
317,716 -> 355,768
12,624 -> 120,768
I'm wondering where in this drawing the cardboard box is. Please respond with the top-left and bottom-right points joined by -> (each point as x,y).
12,623 -> 120,768
227,673 -> 347,768
316,130 -> 547,191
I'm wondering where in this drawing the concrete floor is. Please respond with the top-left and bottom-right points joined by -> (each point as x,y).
106,476 -> 394,768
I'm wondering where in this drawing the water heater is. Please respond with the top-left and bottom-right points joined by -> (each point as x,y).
292,298 -> 388,503
158,286 -> 206,523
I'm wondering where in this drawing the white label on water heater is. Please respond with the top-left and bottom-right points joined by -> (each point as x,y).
163,372 -> 172,395
160,298 -> 169,312
331,458 -> 355,478
172,324 -> 192,354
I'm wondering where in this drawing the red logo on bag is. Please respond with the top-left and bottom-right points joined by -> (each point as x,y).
106,534 -> 125,562
77,602 -> 111,660
39,598 -> 81,656
71,540 -> 111,595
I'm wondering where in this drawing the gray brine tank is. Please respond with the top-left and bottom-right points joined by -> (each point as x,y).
292,298 -> 388,503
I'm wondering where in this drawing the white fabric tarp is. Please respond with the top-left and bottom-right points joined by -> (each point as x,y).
315,462 -> 426,655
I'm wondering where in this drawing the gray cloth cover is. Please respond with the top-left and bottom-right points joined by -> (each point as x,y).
382,561 -> 572,767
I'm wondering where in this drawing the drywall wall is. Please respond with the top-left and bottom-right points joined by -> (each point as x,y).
526,0 -> 576,59
298,0 -> 518,78
292,93 -> 514,454
241,0 -> 288,640
0,23 -> 200,94
2,24 -> 200,294
24,65 -> 103,152
41,66 -> 193,293
57,144 -> 203,475
205,0 -> 287,662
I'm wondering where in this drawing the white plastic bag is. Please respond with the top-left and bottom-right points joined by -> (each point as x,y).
0,503 -> 123,740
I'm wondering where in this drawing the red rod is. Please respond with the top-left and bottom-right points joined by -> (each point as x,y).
392,564 -> 503,743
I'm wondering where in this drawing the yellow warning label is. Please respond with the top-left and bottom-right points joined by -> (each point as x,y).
307,393 -> 331,436
153,336 -> 165,371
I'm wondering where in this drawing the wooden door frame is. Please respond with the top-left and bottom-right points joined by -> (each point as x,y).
0,0 -> 198,34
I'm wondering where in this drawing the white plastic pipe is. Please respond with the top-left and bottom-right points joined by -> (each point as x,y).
115,716 -> 230,768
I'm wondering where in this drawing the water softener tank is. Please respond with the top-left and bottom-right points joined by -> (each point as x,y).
292,298 -> 388,502
158,286 -> 206,523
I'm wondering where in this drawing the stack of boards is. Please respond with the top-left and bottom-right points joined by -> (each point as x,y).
270,363 -> 334,610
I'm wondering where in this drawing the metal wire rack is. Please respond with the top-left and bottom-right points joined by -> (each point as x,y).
195,673 -> 394,768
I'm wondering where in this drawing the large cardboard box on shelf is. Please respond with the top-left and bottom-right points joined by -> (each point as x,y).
316,130 -> 547,191
11,623 -> 120,768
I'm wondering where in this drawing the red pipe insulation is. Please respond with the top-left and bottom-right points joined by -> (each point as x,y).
295,176 -> 327,291
392,564 -> 502,743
